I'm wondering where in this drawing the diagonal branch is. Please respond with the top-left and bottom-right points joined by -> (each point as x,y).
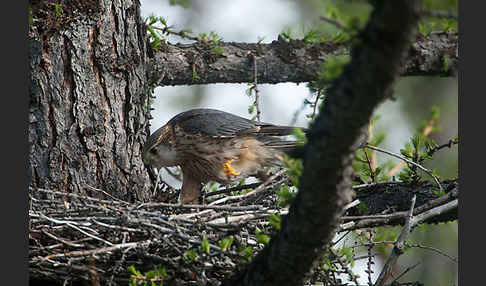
224,1 -> 423,285
147,31 -> 457,87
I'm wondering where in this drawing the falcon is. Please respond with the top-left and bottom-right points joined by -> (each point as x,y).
142,108 -> 307,204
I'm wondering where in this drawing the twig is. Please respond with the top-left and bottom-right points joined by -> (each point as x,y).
40,240 -> 153,260
205,183 -> 260,198
341,186 -> 457,231
366,229 -> 375,286
352,181 -> 403,189
208,169 -> 286,205
363,148 -> 376,182
31,187 -> 129,205
389,262 -> 421,284
412,199 -> 457,225
151,25 -> 200,41
311,88 -> 323,120
374,195 -> 416,286
135,202 -> 263,211
363,144 -> 443,194
319,16 -> 352,32
404,242 -> 458,263
41,229 -> 85,248
426,138 -> 458,158
85,184 -> 129,204
38,213 -> 113,246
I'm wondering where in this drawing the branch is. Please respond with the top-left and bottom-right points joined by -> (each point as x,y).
343,180 -> 458,230
147,31 -> 457,87
225,1 -> 423,285
374,195 -> 416,286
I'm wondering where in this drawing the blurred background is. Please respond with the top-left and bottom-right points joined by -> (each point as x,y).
140,0 -> 458,284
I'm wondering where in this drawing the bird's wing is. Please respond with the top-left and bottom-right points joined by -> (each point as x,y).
168,108 -> 260,138
169,108 -> 308,138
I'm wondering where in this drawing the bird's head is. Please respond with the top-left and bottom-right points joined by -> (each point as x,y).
142,125 -> 179,169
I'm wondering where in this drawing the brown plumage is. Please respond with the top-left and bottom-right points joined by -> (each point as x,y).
142,108 -> 307,204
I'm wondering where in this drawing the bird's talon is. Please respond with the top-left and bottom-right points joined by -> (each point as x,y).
223,160 -> 240,178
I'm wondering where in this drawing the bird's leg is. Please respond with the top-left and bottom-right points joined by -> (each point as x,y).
223,160 -> 240,178
179,173 -> 202,205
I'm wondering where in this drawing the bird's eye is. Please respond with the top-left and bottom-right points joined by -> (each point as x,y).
149,148 -> 157,155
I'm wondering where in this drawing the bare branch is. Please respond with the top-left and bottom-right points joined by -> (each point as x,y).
374,195 -> 417,286
147,31 -> 457,87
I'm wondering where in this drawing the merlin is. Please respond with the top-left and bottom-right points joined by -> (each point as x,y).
142,108 -> 307,204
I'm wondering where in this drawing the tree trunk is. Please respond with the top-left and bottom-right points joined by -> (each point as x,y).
29,0 -> 152,201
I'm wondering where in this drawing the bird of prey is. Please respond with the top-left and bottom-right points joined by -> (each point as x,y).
142,108 -> 307,204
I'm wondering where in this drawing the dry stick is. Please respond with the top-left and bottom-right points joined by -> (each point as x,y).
374,197 -> 458,286
389,261 -> 421,285
363,144 -> 443,194
40,240 -> 153,260
85,184 -> 129,204
319,16 -> 352,32
151,25 -> 200,41
108,232 -> 130,286
341,188 -> 458,231
206,183 -> 261,198
311,88 -> 323,121
426,138 -> 458,158
41,229 -> 85,248
366,229 -> 375,286
38,213 -> 113,246
404,242 -> 458,263
374,195 -> 416,286
32,188 -> 129,205
135,202 -> 262,211
352,181 -> 403,190
208,169 -> 286,205
363,148 -> 376,182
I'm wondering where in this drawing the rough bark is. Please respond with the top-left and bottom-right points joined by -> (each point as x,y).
225,1 -> 422,285
29,0 -> 152,201
147,31 -> 457,86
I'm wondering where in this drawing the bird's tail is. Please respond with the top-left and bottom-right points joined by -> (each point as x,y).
257,125 -> 308,136
259,136 -> 305,154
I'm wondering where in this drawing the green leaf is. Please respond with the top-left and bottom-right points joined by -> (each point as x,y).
239,246 -> 254,262
320,54 -> 351,82
127,265 -> 142,277
192,64 -> 199,81
201,236 -> 210,254
280,27 -> 292,40
338,246 -> 354,263
218,236 -> 234,251
268,213 -> 281,230
303,29 -> 320,43
208,46 -> 226,56
248,104 -> 255,114
256,233 -> 270,245
411,134 -> 423,150
275,185 -> 296,207
183,250 -> 197,262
